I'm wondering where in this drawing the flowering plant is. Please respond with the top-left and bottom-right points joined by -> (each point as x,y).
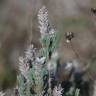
17,6 -> 80,96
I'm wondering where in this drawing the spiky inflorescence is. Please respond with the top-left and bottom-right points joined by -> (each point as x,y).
18,44 -> 36,81
38,6 -> 48,37
18,57 -> 29,81
38,6 -> 56,41
38,6 -> 56,38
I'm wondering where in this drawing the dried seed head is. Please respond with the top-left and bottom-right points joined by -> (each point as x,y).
65,32 -> 74,43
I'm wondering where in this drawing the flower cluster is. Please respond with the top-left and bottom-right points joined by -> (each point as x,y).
18,44 -> 36,81
38,6 -> 56,39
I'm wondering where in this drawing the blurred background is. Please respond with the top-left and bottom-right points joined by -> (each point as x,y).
0,0 -> 96,92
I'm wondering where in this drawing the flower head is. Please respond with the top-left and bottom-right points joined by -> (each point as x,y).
38,6 -> 55,39
18,44 -> 37,80
53,84 -> 63,96
19,56 -> 29,80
